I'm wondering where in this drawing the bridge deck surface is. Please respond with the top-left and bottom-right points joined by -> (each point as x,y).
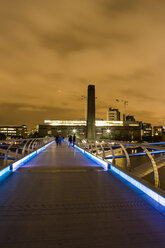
0,142 -> 165,248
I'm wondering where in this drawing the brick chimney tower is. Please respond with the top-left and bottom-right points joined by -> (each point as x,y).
87,85 -> 95,139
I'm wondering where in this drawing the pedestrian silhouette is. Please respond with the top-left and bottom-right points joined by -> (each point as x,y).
55,136 -> 59,147
68,135 -> 72,147
73,134 -> 76,147
59,136 -> 62,146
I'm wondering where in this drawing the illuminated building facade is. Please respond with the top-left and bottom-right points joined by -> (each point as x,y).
0,125 -> 28,139
142,123 -> 152,139
153,126 -> 163,136
153,126 -> 165,141
38,120 -> 141,141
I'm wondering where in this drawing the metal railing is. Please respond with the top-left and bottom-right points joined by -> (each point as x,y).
75,139 -> 165,188
0,137 -> 54,167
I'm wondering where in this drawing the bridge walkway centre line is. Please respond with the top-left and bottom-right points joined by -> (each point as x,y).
0,142 -> 164,248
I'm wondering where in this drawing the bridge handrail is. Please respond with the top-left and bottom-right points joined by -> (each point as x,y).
0,137 -> 54,167
76,139 -> 160,188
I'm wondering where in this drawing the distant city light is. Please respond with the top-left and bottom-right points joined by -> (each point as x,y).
44,120 -> 124,126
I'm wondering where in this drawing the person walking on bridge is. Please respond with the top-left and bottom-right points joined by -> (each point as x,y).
55,136 -> 59,147
68,135 -> 72,147
58,136 -> 62,146
72,134 -> 76,147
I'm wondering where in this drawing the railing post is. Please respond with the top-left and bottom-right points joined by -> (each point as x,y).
4,142 -> 14,166
32,139 -> 37,150
87,142 -> 90,151
141,146 -> 160,188
107,143 -> 116,166
22,139 -> 30,155
91,144 -> 93,153
27,139 -> 34,153
119,143 -> 131,171
15,147 -> 19,159
100,143 -> 105,159
28,139 -> 38,153
95,141 -> 99,156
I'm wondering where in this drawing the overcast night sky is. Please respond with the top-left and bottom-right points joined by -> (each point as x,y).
0,0 -> 165,129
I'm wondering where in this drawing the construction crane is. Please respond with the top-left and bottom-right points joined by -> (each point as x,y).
116,99 -> 128,121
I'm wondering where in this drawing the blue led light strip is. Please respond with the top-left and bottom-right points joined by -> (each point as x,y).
0,166 -> 10,177
12,140 -> 55,171
111,165 -> 165,206
75,145 -> 108,171
75,145 -> 165,207
0,140 -> 55,180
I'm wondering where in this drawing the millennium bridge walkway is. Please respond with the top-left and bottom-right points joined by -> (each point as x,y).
0,142 -> 165,248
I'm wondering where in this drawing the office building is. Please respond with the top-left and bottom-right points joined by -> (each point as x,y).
0,125 -> 28,139
153,126 -> 165,140
142,123 -> 152,138
153,126 -> 163,136
107,108 -> 120,121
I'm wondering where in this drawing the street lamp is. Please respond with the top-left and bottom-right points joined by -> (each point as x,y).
106,129 -> 111,140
